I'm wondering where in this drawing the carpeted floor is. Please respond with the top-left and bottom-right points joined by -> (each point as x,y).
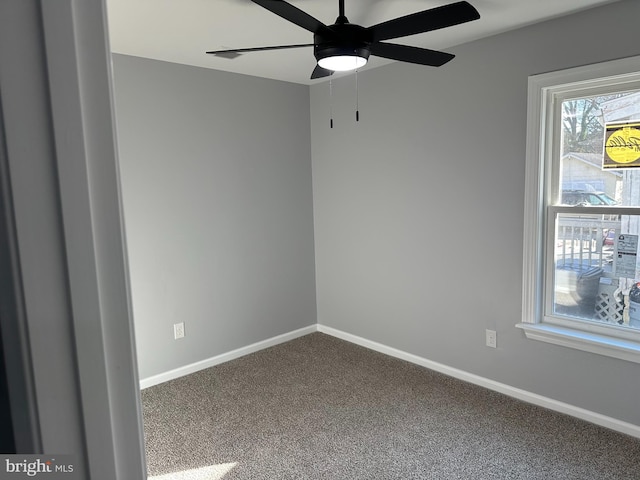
141,333 -> 640,479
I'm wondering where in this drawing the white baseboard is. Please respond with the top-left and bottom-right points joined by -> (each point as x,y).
139,325 -> 317,389
140,322 -> 640,439
317,324 -> 640,439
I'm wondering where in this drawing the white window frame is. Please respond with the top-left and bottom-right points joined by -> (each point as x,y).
519,55 -> 640,364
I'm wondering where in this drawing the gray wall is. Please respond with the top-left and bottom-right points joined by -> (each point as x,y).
311,0 -> 640,426
112,56 -> 317,380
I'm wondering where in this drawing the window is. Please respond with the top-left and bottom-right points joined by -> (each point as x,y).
519,56 -> 640,363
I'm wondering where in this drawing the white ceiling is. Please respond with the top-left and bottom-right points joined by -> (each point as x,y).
106,0 -> 621,85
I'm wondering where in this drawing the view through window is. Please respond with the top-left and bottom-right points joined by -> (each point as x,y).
552,90 -> 640,332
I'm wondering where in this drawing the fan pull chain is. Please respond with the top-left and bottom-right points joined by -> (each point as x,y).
329,78 -> 334,129
355,70 -> 359,122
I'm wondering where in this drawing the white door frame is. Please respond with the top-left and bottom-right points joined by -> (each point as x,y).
0,1 -> 146,478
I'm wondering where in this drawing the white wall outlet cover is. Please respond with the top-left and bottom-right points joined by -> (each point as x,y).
174,322 -> 185,339
486,329 -> 497,348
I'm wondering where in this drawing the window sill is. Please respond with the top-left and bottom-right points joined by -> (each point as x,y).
516,323 -> 640,363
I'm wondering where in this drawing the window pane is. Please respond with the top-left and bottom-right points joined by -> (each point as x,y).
553,212 -> 640,330
559,90 -> 640,207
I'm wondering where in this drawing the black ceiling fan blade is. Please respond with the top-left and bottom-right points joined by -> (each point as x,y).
367,1 -> 480,42
311,65 -> 334,79
251,0 -> 333,36
370,42 -> 454,67
207,44 -> 313,55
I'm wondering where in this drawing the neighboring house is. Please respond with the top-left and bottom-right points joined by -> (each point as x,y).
561,152 -> 622,200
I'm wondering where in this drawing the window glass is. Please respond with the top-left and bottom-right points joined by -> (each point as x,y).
558,90 -> 640,207
552,89 -> 640,331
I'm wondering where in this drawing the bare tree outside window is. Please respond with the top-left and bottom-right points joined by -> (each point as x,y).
561,94 -> 627,155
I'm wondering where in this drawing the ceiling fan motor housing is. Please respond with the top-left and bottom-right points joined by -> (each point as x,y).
313,21 -> 372,64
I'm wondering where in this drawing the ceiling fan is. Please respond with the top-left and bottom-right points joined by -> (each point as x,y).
206,0 -> 480,79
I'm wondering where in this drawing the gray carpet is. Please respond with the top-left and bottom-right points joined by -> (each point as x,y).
141,333 -> 640,479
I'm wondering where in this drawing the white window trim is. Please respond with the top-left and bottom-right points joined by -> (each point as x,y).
519,55 -> 640,363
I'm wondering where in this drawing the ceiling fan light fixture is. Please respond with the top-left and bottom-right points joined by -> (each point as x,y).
315,44 -> 370,72
318,54 -> 367,72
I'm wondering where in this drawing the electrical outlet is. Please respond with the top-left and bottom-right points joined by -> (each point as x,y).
486,329 -> 497,348
174,322 -> 185,340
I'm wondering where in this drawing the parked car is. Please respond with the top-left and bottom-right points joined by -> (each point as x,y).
561,190 -> 619,206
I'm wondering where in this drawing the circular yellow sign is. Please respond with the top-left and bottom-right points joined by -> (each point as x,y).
605,127 -> 640,164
